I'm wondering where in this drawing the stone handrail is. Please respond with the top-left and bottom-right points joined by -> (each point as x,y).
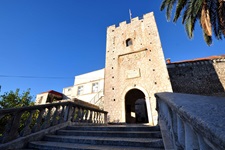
0,101 -> 108,144
155,92 -> 225,150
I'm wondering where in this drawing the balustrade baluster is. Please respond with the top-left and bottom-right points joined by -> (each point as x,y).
75,107 -> 80,122
197,134 -> 212,150
98,112 -> 101,123
101,113 -> 104,124
98,113 -> 102,124
95,112 -> 98,123
2,112 -> 23,143
70,106 -> 76,122
59,105 -> 65,123
20,110 -> 35,136
89,110 -> 93,123
32,109 -> 45,132
51,106 -> 60,126
41,107 -> 52,129
80,108 -> 84,122
184,123 -> 199,149
77,107 -> 81,122
97,112 -> 100,124
68,104 -> 74,122
99,112 -> 102,123
1,114 -> 13,143
84,109 -> 89,123
92,111 -> 96,123
177,115 -> 185,149
171,110 -> 177,142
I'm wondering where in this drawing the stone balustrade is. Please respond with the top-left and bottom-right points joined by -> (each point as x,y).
0,101 -> 108,144
155,92 -> 225,150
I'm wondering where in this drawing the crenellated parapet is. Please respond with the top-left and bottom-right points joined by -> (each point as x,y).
107,12 -> 154,31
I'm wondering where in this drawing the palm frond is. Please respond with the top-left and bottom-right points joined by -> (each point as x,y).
182,2 -> 190,24
183,0 -> 203,23
218,0 -> 225,36
166,0 -> 177,21
201,0 -> 212,36
160,0 -> 171,11
173,0 -> 188,22
185,17 -> 193,38
203,31 -> 212,45
193,0 -> 204,16
209,0 -> 222,39
160,0 -> 224,45
183,0 -> 202,38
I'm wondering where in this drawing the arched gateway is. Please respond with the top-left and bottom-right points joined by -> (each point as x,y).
125,89 -> 148,123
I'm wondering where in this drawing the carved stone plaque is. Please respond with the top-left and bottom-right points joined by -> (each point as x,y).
127,69 -> 140,79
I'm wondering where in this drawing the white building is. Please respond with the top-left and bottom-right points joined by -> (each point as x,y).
35,90 -> 63,105
62,68 -> 104,106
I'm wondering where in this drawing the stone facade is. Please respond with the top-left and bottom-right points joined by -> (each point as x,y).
167,57 -> 225,96
104,12 -> 172,125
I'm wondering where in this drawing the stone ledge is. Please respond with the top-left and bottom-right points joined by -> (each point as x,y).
155,92 -> 225,149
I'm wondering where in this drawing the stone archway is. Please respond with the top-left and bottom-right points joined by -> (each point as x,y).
125,89 -> 149,123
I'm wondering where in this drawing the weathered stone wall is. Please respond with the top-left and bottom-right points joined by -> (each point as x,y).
104,12 -> 172,125
167,59 -> 225,96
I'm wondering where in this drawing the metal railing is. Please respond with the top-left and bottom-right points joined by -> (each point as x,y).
89,90 -> 104,106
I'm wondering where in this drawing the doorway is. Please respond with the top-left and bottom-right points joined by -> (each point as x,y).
125,89 -> 149,123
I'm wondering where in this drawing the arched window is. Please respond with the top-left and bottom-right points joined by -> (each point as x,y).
126,38 -> 132,47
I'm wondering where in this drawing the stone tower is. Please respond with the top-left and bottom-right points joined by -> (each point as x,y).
104,12 -> 172,125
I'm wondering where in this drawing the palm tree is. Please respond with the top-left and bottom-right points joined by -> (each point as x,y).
160,0 -> 225,46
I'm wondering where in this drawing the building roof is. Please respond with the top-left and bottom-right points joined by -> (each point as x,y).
39,90 -> 63,96
168,55 -> 225,64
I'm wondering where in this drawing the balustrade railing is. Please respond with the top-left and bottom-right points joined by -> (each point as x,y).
0,101 -> 107,144
155,92 -> 225,150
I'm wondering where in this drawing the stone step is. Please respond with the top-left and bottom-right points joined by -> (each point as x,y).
57,129 -> 162,138
66,125 -> 160,132
29,141 -> 164,150
42,135 -> 164,148
28,124 -> 164,149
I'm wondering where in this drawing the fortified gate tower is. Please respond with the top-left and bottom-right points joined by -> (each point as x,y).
104,12 -> 172,125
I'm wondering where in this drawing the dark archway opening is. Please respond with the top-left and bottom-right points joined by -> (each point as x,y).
125,89 -> 149,123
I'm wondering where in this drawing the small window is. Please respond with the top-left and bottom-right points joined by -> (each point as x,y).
126,38 -> 132,47
77,86 -> 83,95
92,83 -> 98,93
38,96 -> 43,104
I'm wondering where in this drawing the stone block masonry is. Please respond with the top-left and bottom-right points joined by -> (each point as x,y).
167,58 -> 225,96
104,12 -> 172,125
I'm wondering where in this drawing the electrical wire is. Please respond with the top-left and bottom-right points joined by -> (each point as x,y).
0,75 -> 73,79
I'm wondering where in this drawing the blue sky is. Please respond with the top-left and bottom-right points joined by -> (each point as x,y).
0,0 -> 224,100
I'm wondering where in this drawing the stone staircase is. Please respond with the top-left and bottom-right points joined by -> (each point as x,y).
27,124 -> 164,150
